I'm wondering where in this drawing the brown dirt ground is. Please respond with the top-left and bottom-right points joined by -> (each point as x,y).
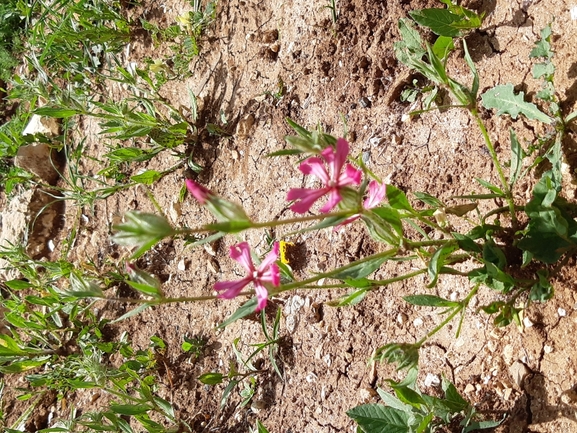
4,0 -> 577,432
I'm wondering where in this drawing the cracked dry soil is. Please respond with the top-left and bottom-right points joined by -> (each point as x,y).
4,0 -> 577,432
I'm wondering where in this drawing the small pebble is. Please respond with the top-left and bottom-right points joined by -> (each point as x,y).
424,373 -> 440,387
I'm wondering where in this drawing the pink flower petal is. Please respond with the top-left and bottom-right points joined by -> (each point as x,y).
334,214 -> 361,231
214,277 -> 251,299
336,164 -> 360,186
319,189 -> 343,213
229,242 -> 255,273
185,179 -> 212,205
332,138 -> 350,179
364,181 -> 386,209
253,282 -> 269,311
287,187 -> 330,214
299,157 -> 330,184
321,145 -> 336,166
260,262 -> 280,286
259,242 -> 279,270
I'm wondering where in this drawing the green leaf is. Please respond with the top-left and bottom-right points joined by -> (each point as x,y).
374,343 -> 419,371
403,294 -> 459,308
565,110 -> 577,124
0,357 -> 51,373
432,36 -> 455,60
410,8 -> 462,37
331,254 -> 391,280
296,215 -> 351,234
221,380 -> 239,408
68,272 -> 104,298
327,287 -> 370,307
481,84 -> 553,124
427,244 -> 458,288
413,191 -> 443,208
396,18 -> 425,57
110,404 -> 152,416
462,40 -> 479,98
347,404 -> 412,433
4,279 -> 32,290
126,281 -> 163,298
453,233 -> 482,253
199,372 -> 224,385
255,420 -> 270,433
475,178 -> 505,196
112,211 -> 176,259
509,129 -> 524,187
530,24 -> 553,59
266,149 -> 303,157
34,107 -> 81,118
391,385 -> 425,409
153,396 -> 175,418
387,184 -> 413,211
441,377 -> 470,412
529,270 -> 554,302
206,220 -> 252,233
110,303 -> 151,323
286,117 -> 312,138
463,414 -> 507,432
218,298 -> 258,328
130,170 -> 162,185
377,389 -> 414,413
445,203 -> 477,217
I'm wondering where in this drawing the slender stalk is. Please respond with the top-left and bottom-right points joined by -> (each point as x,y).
300,269 -> 427,289
471,109 -> 517,223
277,247 -> 399,293
416,284 -> 479,346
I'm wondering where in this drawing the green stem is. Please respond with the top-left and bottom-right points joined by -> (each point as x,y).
176,210 -> 354,236
416,284 -> 479,346
250,210 -> 353,229
471,109 -> 517,224
482,205 -> 525,223
300,268 -> 428,289
99,294 -> 221,305
277,247 -> 399,292
405,239 -> 455,249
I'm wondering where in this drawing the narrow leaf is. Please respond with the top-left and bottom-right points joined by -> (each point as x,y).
130,170 -> 162,185
327,287 -> 370,307
218,299 -> 258,328
331,254 -> 391,280
404,294 -> 459,308
110,404 -> 152,416
509,129 -> 524,187
475,178 -> 505,196
199,372 -> 224,385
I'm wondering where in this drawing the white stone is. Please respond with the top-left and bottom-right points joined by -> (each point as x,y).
424,373 -> 440,387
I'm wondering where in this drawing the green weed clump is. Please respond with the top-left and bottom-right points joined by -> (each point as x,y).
0,0 -> 575,431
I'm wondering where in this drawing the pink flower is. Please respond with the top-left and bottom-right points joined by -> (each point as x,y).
214,242 -> 280,311
337,180 -> 387,228
287,138 -> 362,214
185,179 -> 212,205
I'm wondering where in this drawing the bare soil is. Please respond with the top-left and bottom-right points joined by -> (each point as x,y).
5,0 -> 577,432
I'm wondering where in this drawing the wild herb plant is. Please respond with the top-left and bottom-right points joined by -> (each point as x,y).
110,2 -> 577,431
140,0 -> 217,77
24,0 -> 130,84
0,0 -> 26,82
